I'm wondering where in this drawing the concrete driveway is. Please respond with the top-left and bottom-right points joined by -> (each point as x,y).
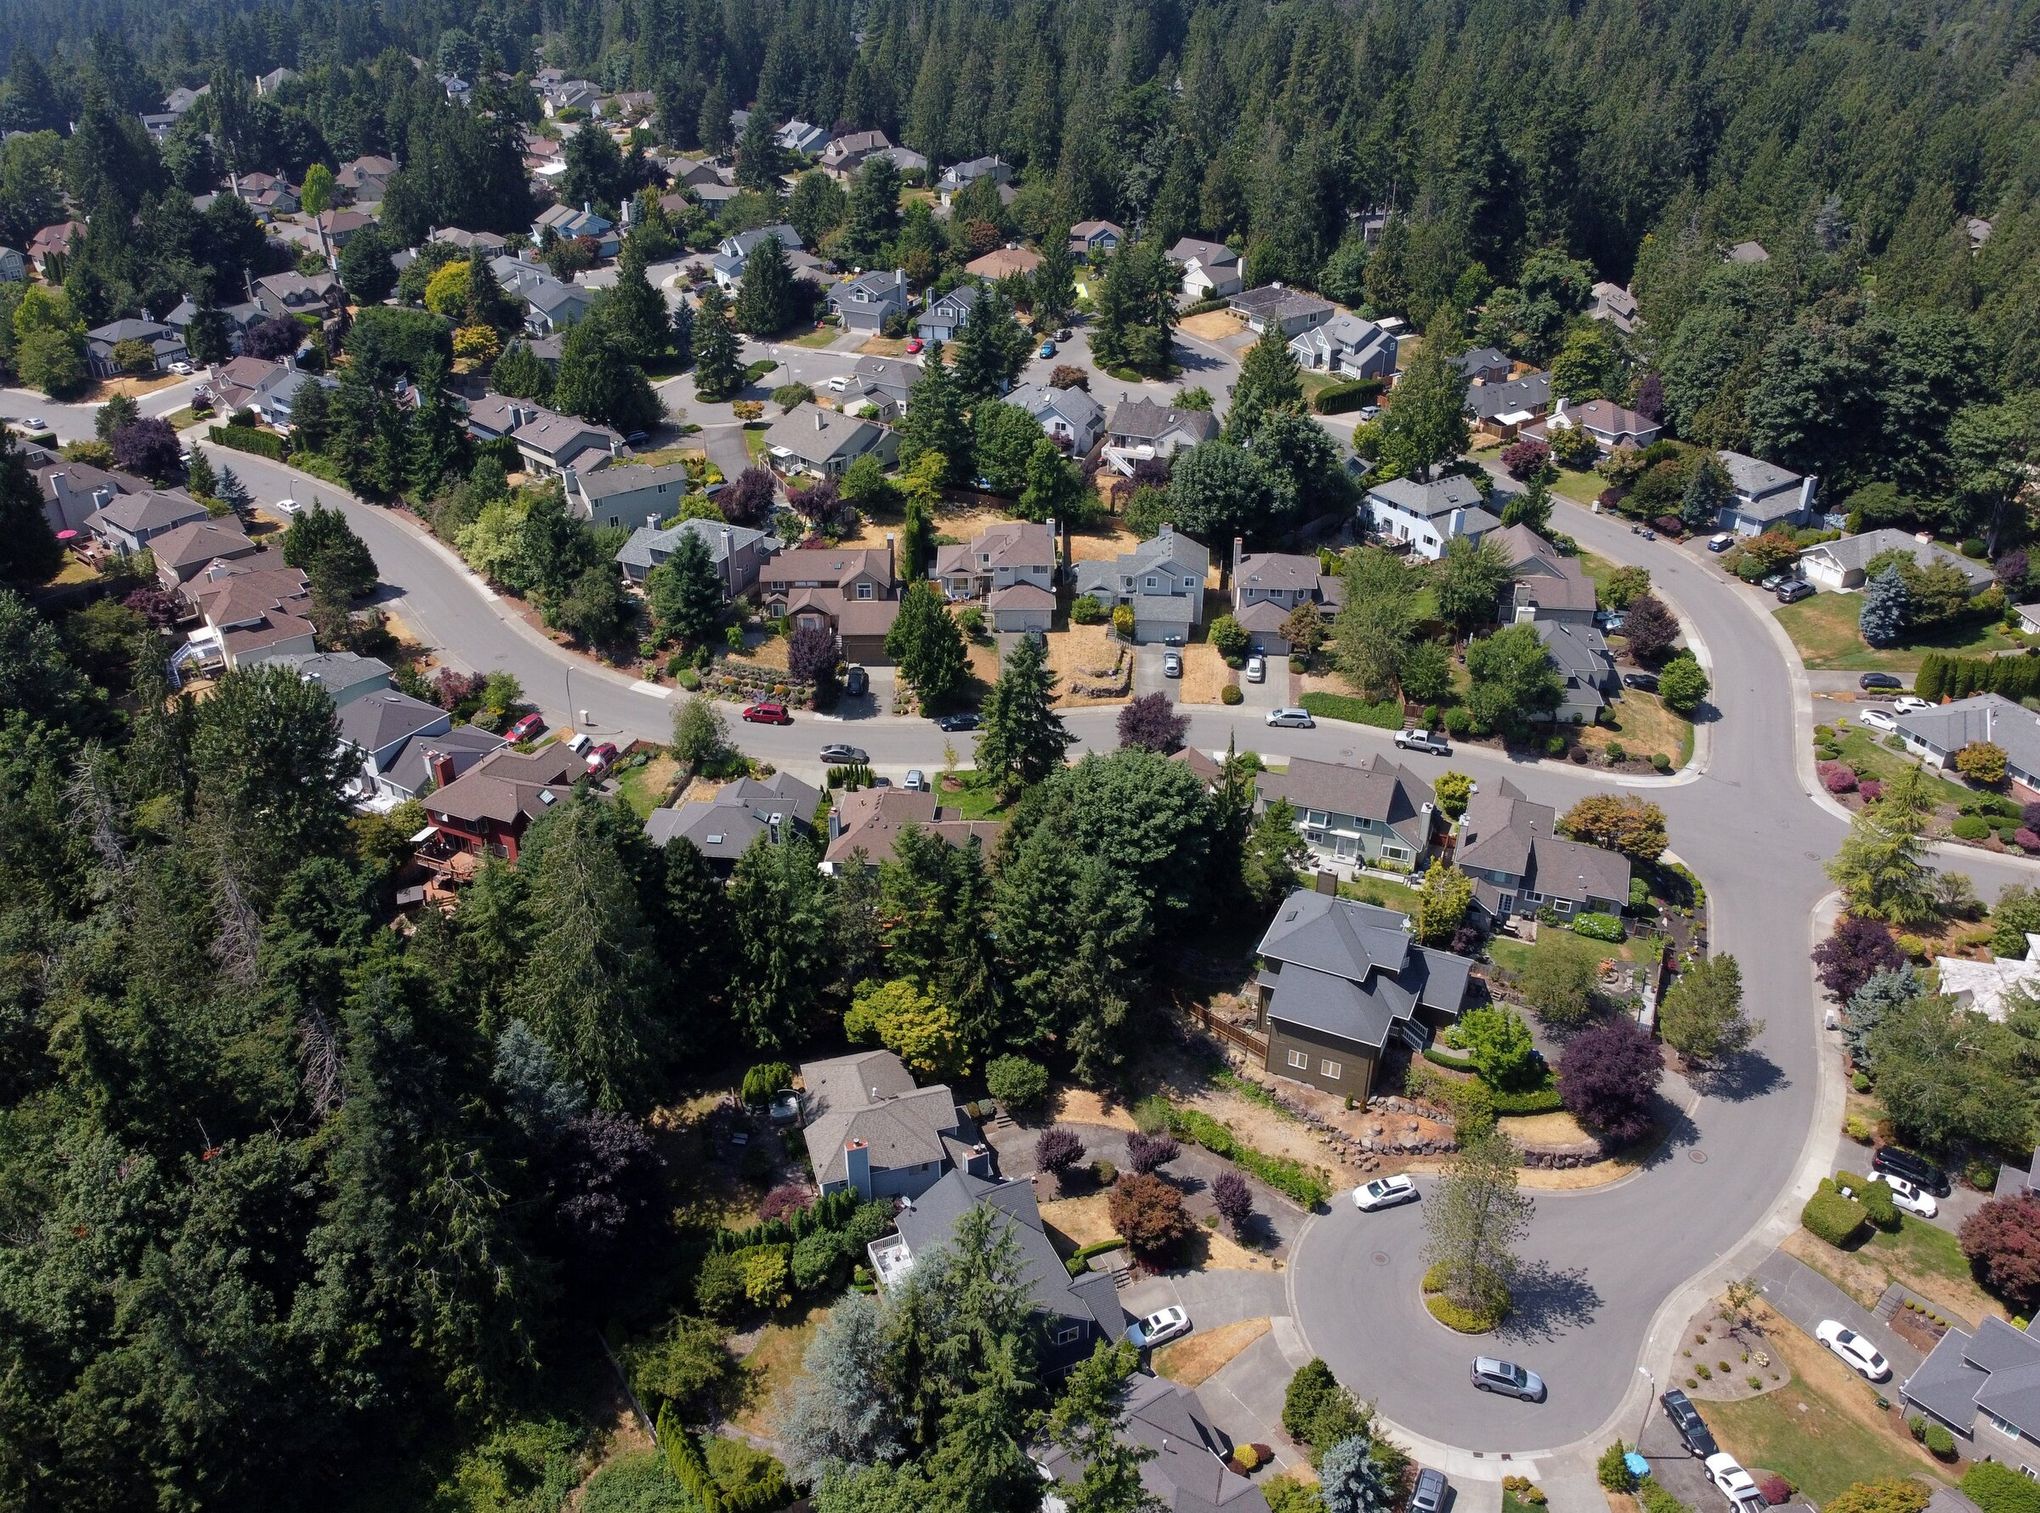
1236,656 -> 1286,715
1754,1251 -> 1921,1381
1131,643 -> 1178,698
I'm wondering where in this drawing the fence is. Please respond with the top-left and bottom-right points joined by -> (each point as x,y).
1186,1002 -> 1267,1059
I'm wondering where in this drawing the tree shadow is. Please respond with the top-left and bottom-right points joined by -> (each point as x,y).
1497,1259 -> 1603,1343
1631,1098 -> 1702,1171
1692,1048 -> 1786,1104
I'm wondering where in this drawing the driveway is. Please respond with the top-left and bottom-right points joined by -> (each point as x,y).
1236,656 -> 1287,715
1131,643 -> 1176,698
1753,1251 -> 1923,1381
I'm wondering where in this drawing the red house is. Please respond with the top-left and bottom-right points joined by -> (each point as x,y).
421,744 -> 583,863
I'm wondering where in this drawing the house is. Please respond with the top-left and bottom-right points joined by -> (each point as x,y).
33,453 -> 149,537
532,202 -> 620,257
1590,282 -> 1638,334
2018,603 -> 2040,637
1067,220 -> 1123,260
269,649 -> 392,708
148,517 -> 262,587
840,354 -> 922,419
1070,523 -> 1209,644
1534,620 -> 1618,723
763,404 -> 898,479
85,488 -> 208,554
646,772 -> 821,869
1289,312 -> 1396,379
1228,284 -> 1335,339
166,294 -> 263,354
1167,237 -> 1244,300
1363,475 -> 1501,561
541,79 -> 600,116
1230,538 -> 1343,654
312,208 -> 375,248
1465,371 -> 1553,437
916,284 -> 979,344
490,259 -> 593,333
465,395 -> 622,476
965,245 -> 1042,281
1494,523 -> 1596,627
1901,1316 -> 2040,1476
178,561 -> 316,671
1995,1147 -> 2040,1199
85,319 -> 188,378
208,354 -> 302,416
758,545 -> 902,661
820,129 -> 893,181
235,172 -> 300,218
1454,347 -> 1514,385
265,369 -> 338,429
827,269 -> 910,334
568,461 -> 697,530
1715,450 -> 1819,535
935,155 -> 1013,206
28,221 -> 84,277
866,1169 -> 1124,1373
1894,695 -> 2040,794
1522,396 -> 1661,454
823,790 -> 1005,870
420,745 -> 584,863
1255,754 -> 1439,873
0,246 -> 25,282
1002,382 -> 1104,456
1100,397 -> 1219,475
254,67 -> 299,96
431,227 -> 511,259
253,270 -> 344,320
933,519 -> 1057,632
615,518 -> 782,591
709,224 -> 804,289
774,119 -> 827,155
1252,889 -> 1475,1099
1035,1372 -> 1271,1513
1724,240 -> 1771,264
797,1048 -> 993,1202
1455,777 -> 1631,923
1936,935 -> 2040,1025
1798,529 -> 1994,596
337,689 -> 453,797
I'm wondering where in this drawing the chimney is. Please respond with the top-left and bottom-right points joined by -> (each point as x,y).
1314,870 -> 1338,895
1555,396 -> 1568,418
1234,534 -> 1245,587
844,1138 -> 872,1199
768,812 -> 782,844
583,200 -> 592,216
815,409 -> 826,430
829,809 -> 844,840
885,531 -> 896,578
722,527 -> 735,596
428,751 -> 456,788
1449,507 -> 1467,535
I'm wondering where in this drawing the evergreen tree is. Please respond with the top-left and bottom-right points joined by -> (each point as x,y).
735,108 -> 781,190
1043,1342 -> 1160,1513
735,234 -> 801,336
896,342 -> 970,482
727,833 -> 835,1050
491,339 -> 553,403
0,430 -> 61,583
1034,234 -> 1078,328
1859,566 -> 1910,647
645,529 -> 724,646
1825,764 -> 1940,926
404,363 -> 470,498
885,581 -> 970,711
692,284 -> 744,401
1680,457 -> 1732,532
1018,439 -> 1086,525
608,238 -> 672,361
553,308 -> 662,433
1224,321 -> 1305,443
1379,316 -> 1471,481
840,154 -> 902,264
977,631 -> 1074,793
950,285 -> 1029,401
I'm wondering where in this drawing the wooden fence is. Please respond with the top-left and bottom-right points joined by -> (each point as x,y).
1186,1002 -> 1267,1059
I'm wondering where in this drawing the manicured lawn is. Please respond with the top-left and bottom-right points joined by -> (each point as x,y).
1549,468 -> 1605,505
935,773 -> 1012,820
1866,1216 -> 1989,1308
159,405 -> 204,432
1577,550 -> 1618,601
1486,926 -> 1640,981
1338,875 -> 1423,914
615,751 -> 678,819
1776,591 -> 2022,673
1298,690 -> 1402,728
785,325 -> 841,348
1707,1379 -> 1936,1504
743,427 -> 768,461
1830,729 -> 1973,809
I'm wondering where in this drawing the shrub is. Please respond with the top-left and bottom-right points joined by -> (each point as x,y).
1035,1126 -> 1086,1176
1112,604 -> 1135,638
790,1229 -> 846,1293
1070,594 -> 1105,624
740,1061 -> 795,1105
985,1054 -> 1050,1112
1126,1130 -> 1181,1173
1091,1158 -> 1117,1184
1212,1170 -> 1253,1236
1858,778 -> 1883,801
1148,1101 -> 1333,1207
1952,816 -> 1992,840
694,1250 -> 745,1319
1444,705 -> 1473,738
1958,741 -> 2010,787
758,1183 -> 812,1222
1220,685 -> 1243,705
1312,378 -> 1386,414
1821,762 -> 1859,794
1598,1442 -> 1638,1493
1109,1171 -> 1194,1259
1960,1195 -> 2040,1311
1757,1474 -> 1794,1505
1964,1461 -> 2040,1513
1802,1180 -> 1870,1246
1572,911 -> 1625,942
1925,1423 -> 1957,1459
1639,1484 -> 1691,1513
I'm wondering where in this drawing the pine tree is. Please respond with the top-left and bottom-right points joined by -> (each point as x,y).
727,833 -> 835,1050
897,343 -> 969,482
553,311 -> 662,433
405,364 -> 470,498
1859,566 -> 1910,647
734,234 -> 799,336
1034,234 -> 1078,328
976,632 -> 1073,793
645,529 -> 724,645
607,239 -> 671,361
0,429 -> 62,582
1379,314 -> 1470,481
884,581 -> 970,711
692,285 -> 744,401
1042,1341 -> 1157,1513
1680,457 -> 1732,532
1914,654 -> 1946,704
735,108 -> 780,190
1224,321 -> 1305,443
491,340 -> 553,403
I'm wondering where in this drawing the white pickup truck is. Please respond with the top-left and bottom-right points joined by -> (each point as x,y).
1393,728 -> 1451,756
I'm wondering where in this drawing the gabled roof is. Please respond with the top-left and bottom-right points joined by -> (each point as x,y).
644,772 -> 820,861
268,649 -> 391,700
1105,397 -> 1220,445
1533,619 -> 1613,685
1894,694 -> 2040,780
1235,551 -> 1321,595
383,723 -> 506,794
798,1048 -> 950,1186
150,517 -> 258,572
1003,382 -> 1102,433
88,488 -> 206,536
1367,474 -> 1487,520
764,403 -> 888,465
1717,449 -> 1801,500
1906,1317 -> 2040,1438
1255,753 -> 1434,852
425,744 -> 582,828
1466,370 -> 1551,421
1037,1373 -> 1271,1512
825,792 -> 1002,867
337,689 -> 448,755
1456,777 -> 1631,909
1804,529 -> 1992,589
1230,285 -> 1334,324
1256,890 -> 1474,1047
615,518 -> 780,573
933,519 -> 1056,578
1455,346 -> 1511,376
1167,237 -> 1238,269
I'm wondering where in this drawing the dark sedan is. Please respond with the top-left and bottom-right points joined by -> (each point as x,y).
1860,672 -> 1903,691
819,744 -> 869,765
935,712 -> 980,732
1660,1388 -> 1718,1458
1622,672 -> 1660,692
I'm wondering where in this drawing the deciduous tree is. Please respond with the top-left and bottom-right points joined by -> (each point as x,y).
1659,954 -> 1761,1065
1423,1129 -> 1533,1316
1558,1017 -> 1662,1145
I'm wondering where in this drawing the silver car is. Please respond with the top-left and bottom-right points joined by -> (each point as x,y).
1265,707 -> 1315,729
1470,1356 -> 1545,1401
903,769 -> 928,792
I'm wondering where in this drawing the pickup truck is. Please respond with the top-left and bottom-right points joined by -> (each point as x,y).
1394,728 -> 1451,755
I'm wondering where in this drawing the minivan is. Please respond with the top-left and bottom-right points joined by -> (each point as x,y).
1873,1145 -> 1950,1197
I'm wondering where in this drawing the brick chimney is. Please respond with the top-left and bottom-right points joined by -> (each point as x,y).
427,751 -> 456,788
1234,534 -> 1245,587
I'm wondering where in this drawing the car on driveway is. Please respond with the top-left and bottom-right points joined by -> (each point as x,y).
1708,533 -> 1734,553
1162,650 -> 1182,678
904,769 -> 927,792
1891,695 -> 1931,716
904,338 -> 924,353
1860,672 -> 1903,691
1127,1306 -> 1190,1349
844,665 -> 869,697
1871,1172 -> 1938,1217
1353,1175 -> 1418,1211
935,711 -> 979,732
1266,707 -> 1315,729
1245,655 -> 1265,683
1759,572 -> 1791,592
1776,579 -> 1816,604
1623,672 -> 1659,692
1469,1357 -> 1544,1401
585,741 -> 618,773
169,359 -> 194,375
1860,707 -> 1897,732
1038,340 -> 1056,358
1704,1453 -> 1767,1512
1873,1144 -> 1950,1195
1394,728 -> 1450,755
1815,1320 -> 1891,1381
1660,1388 -> 1718,1457
506,712 -> 545,742
743,701 -> 793,725
819,743 -> 868,764
1409,1467 -> 1448,1513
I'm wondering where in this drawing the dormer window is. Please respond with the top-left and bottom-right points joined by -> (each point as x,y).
856,582 -> 874,599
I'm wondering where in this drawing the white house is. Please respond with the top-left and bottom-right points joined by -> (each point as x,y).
1167,237 -> 1243,300
1001,383 -> 1104,455
1363,476 -> 1502,561
1798,529 -> 1994,595
1716,450 -> 1818,536
1070,523 -> 1210,643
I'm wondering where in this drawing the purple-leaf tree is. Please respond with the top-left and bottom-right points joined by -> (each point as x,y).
122,585 -> 182,628
1633,373 -> 1665,422
1500,437 -> 1552,481
1811,917 -> 1907,1002
1035,1125 -> 1086,1176
1557,1017 -> 1663,1147
111,418 -> 183,481
1117,692 -> 1190,753
787,475 -> 844,528
1619,593 -> 1680,662
1212,1170 -> 1253,1237
244,316 -> 305,360
787,624 -> 841,686
1126,1130 -> 1180,1174
719,465 -> 777,526
549,1111 -> 668,1278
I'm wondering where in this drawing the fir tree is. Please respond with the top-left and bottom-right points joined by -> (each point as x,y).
976,630 -> 1074,793
896,343 -> 970,482
734,234 -> 800,336
884,581 -> 970,711
491,340 -> 553,403
1224,321 -> 1305,443
692,284 -> 743,401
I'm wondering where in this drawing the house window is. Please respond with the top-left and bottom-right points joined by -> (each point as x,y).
1382,846 -> 1408,862
1305,809 -> 1329,828
1184,576 -> 1196,589
1055,1323 -> 1083,1345
1987,1412 -> 2020,1441
1321,1059 -> 1341,1080
1552,899 -> 1574,914
1287,1049 -> 1309,1070
1498,894 -> 1516,914
1146,575 -> 1158,589
856,583 -> 874,599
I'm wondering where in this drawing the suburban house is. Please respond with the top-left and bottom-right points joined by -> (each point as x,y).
1901,1316 -> 2040,1477
85,319 -> 188,378
827,269 -> 911,334
0,245 -> 28,282
208,353 -> 303,416
1067,220 -> 1123,260
820,129 -> 893,180
935,155 -> 1013,206
1035,1373 -> 1271,1513
1229,539 -> 1344,654
1798,529 -> 1995,596
1935,935 -> 2040,1024
337,689 -> 454,799
567,461 -> 696,529
420,745 -> 584,863
150,518 -> 262,587
757,545 -> 902,661
312,208 -> 375,249
1229,285 -> 1336,338
844,354 -> 922,417
710,224 -> 804,289
533,202 -> 620,256
31,450 -> 145,536
235,171 -> 299,218
431,227 -> 511,259
253,270 -> 344,321
465,395 -> 622,476
270,649 -> 392,708
1254,754 -> 1439,873
28,221 -> 85,278
255,65 -> 300,95
799,1048 -> 994,1202
1521,396 -> 1662,454
764,404 -> 899,478
1455,778 -> 1632,923
1002,382 -> 1104,455
179,561 -> 316,672
491,258 -> 594,333
1289,312 -> 1396,379
916,284 -> 979,343
866,1169 -> 1124,1374
1465,371 -> 1553,438
933,519 -> 1058,632
1590,281 -> 1639,334
615,518 -> 782,592
1494,523 -> 1597,627
1167,237 -> 1244,300
1455,347 -> 1514,385
167,294 -> 264,354
1716,450 -> 1818,535
1893,694 -> 2040,793
1534,620 -> 1619,723
2018,602 -> 2040,637
776,120 -> 828,155
645,772 -> 821,870
1725,240 -> 1771,264
336,154 -> 396,203
1252,889 -> 1475,1099
1995,1148 -> 2040,1199
85,487 -> 208,554
962,246 -> 1040,283
1100,397 -> 1219,475
823,791 -> 1004,871
1363,475 -> 1501,561
1070,523 -> 1210,644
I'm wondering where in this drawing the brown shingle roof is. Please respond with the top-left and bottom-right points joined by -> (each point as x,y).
425,745 -> 583,827
825,790 -> 1003,867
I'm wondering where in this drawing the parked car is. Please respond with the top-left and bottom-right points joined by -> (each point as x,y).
1353,1175 -> 1419,1211
1127,1306 -> 1190,1349
1394,728 -> 1451,755
826,374 -> 850,392
505,712 -> 545,742
1759,572 -> 1791,592
1859,707 -> 1897,732
1776,579 -> 1815,604
1409,1468 -> 1448,1513
1704,1453 -> 1767,1513
565,731 -> 592,755
274,496 -> 302,516
1162,650 -> 1182,678
903,769 -> 928,792
1660,1388 -> 1718,1458
1871,1172 -> 1939,1218
1266,707 -> 1315,729
1596,610 -> 1627,633
935,711 -> 980,732
585,741 -> 619,772
24,418 -> 45,431
1622,672 -> 1660,692
904,338 -> 925,353
742,701 -> 793,725
819,743 -> 868,764
1891,695 -> 1932,716
1038,340 -> 1056,358
1245,655 -> 1265,683
1469,1357 -> 1545,1401
843,665 -> 869,697
1358,404 -> 1381,421
1873,1145 -> 1950,1195
1708,533 -> 1734,553
168,359 -> 194,375
1860,672 -> 1903,691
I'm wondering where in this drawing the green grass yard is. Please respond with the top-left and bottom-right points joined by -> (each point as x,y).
1865,1217 -> 1994,1314
785,325 -> 841,348
743,427 -> 768,461
1549,468 -> 1604,506
1776,591 -> 2021,673
935,772 -> 1013,820
1707,1374 -> 1942,1505
1338,875 -> 1423,914
1486,928 -> 1638,981
1829,729 -> 1973,809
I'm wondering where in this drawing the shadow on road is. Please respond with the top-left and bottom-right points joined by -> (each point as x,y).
1499,1259 -> 1603,1342
1693,1048 -> 1786,1104
1632,1098 -> 1703,1171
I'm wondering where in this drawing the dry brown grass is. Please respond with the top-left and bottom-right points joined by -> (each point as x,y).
966,640 -> 1002,686
1041,1193 -> 1119,1251
1049,623 -> 1131,706
1781,1227 -> 2002,1324
1576,691 -> 1692,767
1153,1317 -> 1272,1386
93,371 -> 187,399
1500,1110 -> 1593,1145
1176,642 -> 1233,705
738,629 -> 790,670
1179,311 -> 1246,342
857,336 -> 910,357
730,1305 -> 829,1439
1053,1088 -> 1139,1130
1069,522 -> 1145,563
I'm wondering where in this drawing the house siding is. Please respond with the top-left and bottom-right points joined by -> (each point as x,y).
1261,1016 -> 1377,1104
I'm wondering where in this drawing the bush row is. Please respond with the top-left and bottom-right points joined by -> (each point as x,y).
206,423 -> 287,461
1138,1098 -> 1333,1208
1802,1178 -> 1869,1246
1311,377 -> 1386,414
708,1188 -> 865,1253
1490,1084 -> 1567,1117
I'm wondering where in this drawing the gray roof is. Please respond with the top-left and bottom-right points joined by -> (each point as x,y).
1455,347 -> 1511,376
1256,753 -> 1435,853
922,284 -> 980,320
1256,890 -> 1473,1049
615,517 -> 780,572
88,318 -> 182,348
798,1049 -> 960,1186
829,269 -> 909,309
1805,529 -> 1993,589
1494,523 -> 1596,615
1167,237 -> 1238,269
88,488 -> 206,535
268,649 -> 391,701
1003,382 -> 1102,433
1235,551 -> 1321,595
1071,525 -> 1210,596
850,354 -> 922,397
1456,777 -> 1631,910
1367,474 -> 1488,521
765,403 -> 888,465
577,461 -> 693,501
1230,285 -> 1335,324
1897,694 -> 2040,778
644,772 -> 820,860
1466,370 -> 1551,421
1291,312 -> 1393,363
723,225 -> 803,258
1037,1373 -> 1270,1513
1717,449 -> 1801,501
383,723 -> 506,794
1106,397 -> 1220,445
336,689 -> 448,756
1905,1318 -> 2040,1438
1533,619 -> 1613,686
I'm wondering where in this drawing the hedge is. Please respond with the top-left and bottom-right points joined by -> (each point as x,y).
709,1189 -> 861,1254
1065,1236 -> 1129,1274
1952,816 -> 1992,841
1803,1180 -> 1869,1246
655,1406 -> 725,1513
1964,1461 -> 2040,1513
1837,1169 -> 1899,1230
207,423 -> 287,461
1312,377 -> 1386,415
1178,296 -> 1231,318
1422,1046 -> 1477,1073
1491,1084 -> 1567,1116
1299,691 -> 1403,729
1151,1102 -> 1333,1208
1638,1482 -> 1691,1513
1572,912 -> 1625,942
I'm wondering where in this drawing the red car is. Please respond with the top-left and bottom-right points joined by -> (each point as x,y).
506,712 -> 545,742
585,741 -> 619,772
904,337 -> 924,353
742,701 -> 792,725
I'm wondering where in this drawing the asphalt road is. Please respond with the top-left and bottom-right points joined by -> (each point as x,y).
5,374 -> 207,443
